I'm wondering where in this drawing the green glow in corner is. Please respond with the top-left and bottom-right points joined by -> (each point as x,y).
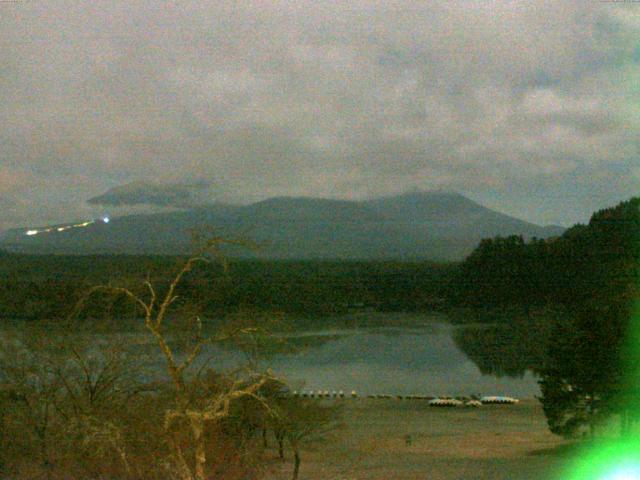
562,292 -> 640,480
563,439 -> 640,480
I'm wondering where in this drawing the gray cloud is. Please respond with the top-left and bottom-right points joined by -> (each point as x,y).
87,180 -> 210,208
0,1 -> 639,231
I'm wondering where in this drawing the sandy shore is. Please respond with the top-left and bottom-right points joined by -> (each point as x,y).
264,398 -> 573,480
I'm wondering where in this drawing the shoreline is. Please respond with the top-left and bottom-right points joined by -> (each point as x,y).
265,399 -> 571,480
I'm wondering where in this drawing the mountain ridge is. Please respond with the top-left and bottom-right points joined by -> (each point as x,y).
0,192 -> 565,260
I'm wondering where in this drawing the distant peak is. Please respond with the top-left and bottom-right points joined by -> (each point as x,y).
372,189 -> 465,200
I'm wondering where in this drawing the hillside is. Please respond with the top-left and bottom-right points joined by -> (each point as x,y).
0,192 -> 564,260
449,196 -> 639,312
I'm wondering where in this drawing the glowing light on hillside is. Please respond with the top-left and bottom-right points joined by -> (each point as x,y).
23,218 -> 106,237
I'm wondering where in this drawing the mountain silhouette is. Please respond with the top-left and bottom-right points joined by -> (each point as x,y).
0,192 -> 564,260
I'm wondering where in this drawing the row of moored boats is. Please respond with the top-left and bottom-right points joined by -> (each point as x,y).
288,391 -> 519,406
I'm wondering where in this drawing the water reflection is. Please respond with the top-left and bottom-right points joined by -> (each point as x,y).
5,317 -> 543,398
452,320 -> 548,379
198,321 -> 543,398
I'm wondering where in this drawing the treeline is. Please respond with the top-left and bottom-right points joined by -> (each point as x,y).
448,197 -> 639,317
0,253 -> 455,322
451,197 -> 640,438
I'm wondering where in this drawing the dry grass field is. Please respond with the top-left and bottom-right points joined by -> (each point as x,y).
265,399 -> 575,480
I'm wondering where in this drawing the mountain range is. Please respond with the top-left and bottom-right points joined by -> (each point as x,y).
0,192 -> 564,260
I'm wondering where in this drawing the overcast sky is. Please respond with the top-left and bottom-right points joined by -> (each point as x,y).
1,0 -> 638,231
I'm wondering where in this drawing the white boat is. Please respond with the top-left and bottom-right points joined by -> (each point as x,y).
480,396 -> 519,405
428,397 -> 463,407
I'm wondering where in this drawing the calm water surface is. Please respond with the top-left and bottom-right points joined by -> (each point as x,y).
3,316 -> 541,398
197,319 -> 541,398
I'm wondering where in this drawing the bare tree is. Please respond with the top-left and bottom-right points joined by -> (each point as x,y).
0,321 -> 154,479
53,334 -> 153,479
0,327 -> 64,478
78,236 -> 277,480
270,398 -> 342,480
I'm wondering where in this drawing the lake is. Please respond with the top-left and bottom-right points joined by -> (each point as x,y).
191,317 -> 542,398
1,314 -> 543,399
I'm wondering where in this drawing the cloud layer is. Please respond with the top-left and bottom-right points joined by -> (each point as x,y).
1,1 -> 638,230
87,180 -> 210,208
